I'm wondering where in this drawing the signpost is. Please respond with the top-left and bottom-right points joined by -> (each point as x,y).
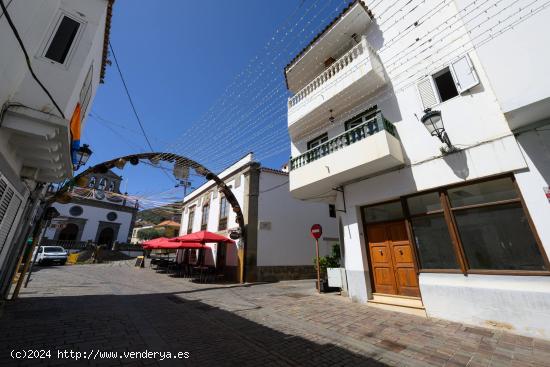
310,224 -> 322,293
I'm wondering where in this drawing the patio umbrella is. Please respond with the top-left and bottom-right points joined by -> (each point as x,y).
169,230 -> 235,244
143,239 -> 204,250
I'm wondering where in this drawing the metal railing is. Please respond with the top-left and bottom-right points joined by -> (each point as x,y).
289,111 -> 397,171
288,36 -> 367,108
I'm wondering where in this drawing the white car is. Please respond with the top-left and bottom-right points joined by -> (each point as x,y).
33,246 -> 68,265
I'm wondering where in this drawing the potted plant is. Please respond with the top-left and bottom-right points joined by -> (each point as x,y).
313,244 -> 341,293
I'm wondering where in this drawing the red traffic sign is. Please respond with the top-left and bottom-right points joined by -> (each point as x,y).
310,224 -> 323,239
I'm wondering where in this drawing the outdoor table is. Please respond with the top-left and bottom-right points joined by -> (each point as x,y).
193,266 -> 210,283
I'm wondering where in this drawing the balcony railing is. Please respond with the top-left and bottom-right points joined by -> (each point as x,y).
290,111 -> 397,171
288,37 -> 366,108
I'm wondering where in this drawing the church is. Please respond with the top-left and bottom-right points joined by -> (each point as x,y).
43,170 -> 138,247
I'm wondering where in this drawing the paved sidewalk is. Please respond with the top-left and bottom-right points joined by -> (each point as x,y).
0,261 -> 549,366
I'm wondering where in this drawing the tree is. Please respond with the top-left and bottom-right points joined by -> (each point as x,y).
137,228 -> 164,240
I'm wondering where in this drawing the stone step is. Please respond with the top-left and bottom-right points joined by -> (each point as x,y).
368,293 -> 427,317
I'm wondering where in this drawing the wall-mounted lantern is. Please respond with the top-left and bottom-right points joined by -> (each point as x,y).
420,108 -> 455,152
73,144 -> 92,171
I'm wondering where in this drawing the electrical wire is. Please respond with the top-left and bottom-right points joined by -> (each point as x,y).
0,0 -> 65,119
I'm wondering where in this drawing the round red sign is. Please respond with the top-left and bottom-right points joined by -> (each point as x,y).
310,224 -> 323,239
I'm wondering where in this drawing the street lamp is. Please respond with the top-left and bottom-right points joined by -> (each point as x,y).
73,144 -> 92,171
420,108 -> 454,151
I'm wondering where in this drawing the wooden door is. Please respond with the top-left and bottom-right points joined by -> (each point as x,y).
367,221 -> 420,297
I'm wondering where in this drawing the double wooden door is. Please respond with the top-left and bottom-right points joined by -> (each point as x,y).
366,221 -> 420,297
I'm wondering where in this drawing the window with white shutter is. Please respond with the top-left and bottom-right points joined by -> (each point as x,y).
0,177 -> 23,271
450,54 -> 479,93
417,78 -> 438,110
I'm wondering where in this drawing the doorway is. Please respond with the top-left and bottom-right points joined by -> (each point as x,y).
366,220 -> 420,297
58,223 -> 79,241
97,227 -> 114,247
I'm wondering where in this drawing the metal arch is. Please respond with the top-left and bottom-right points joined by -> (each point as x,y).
49,152 -> 247,279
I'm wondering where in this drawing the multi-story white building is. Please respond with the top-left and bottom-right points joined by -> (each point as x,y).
0,0 -> 113,297
180,154 -> 338,282
285,0 -> 550,339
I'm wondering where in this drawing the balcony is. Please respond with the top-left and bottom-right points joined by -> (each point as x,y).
287,36 -> 387,139
289,112 -> 404,200
0,105 -> 72,182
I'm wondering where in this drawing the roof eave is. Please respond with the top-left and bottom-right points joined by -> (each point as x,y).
283,0 -> 373,90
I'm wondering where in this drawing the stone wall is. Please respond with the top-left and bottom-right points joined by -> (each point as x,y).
256,265 -> 316,282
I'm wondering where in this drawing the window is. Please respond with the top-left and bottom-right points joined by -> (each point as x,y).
433,67 -> 459,102
108,180 -> 116,192
407,192 -> 459,270
44,15 -> 81,64
187,206 -> 195,234
201,203 -> 209,231
329,204 -> 336,218
417,54 -> 479,109
307,133 -> 328,150
88,176 -> 96,188
218,196 -> 229,231
344,105 -> 378,131
98,178 -> 107,191
363,177 -> 549,274
449,179 -> 547,271
363,201 -> 403,224
69,206 -> 83,217
80,64 -> 93,118
106,212 -> 117,221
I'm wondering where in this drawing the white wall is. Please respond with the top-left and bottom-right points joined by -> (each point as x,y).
420,273 -> 550,339
1,0 -> 108,119
514,128 -> 550,260
257,170 -> 337,267
453,0 -> 550,128
46,202 -> 133,243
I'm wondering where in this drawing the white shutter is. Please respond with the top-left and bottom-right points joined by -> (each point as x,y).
450,54 -> 479,93
417,78 -> 438,110
0,177 -> 23,267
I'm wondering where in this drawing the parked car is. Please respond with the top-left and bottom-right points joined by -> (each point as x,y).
33,246 -> 68,265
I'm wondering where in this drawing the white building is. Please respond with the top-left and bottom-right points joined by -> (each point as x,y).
0,0 -> 113,297
43,170 -> 138,246
285,0 -> 550,339
180,154 -> 338,282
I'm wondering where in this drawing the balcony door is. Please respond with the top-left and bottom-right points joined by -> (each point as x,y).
366,220 -> 420,297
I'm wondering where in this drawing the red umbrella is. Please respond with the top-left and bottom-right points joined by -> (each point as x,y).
169,230 -> 235,244
143,237 -> 204,250
141,237 -> 169,248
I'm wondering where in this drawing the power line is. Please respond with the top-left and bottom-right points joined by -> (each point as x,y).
108,42 -> 155,151
0,0 -> 65,119
109,41 -> 177,183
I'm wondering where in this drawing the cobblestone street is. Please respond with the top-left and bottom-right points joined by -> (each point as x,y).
0,261 -> 549,366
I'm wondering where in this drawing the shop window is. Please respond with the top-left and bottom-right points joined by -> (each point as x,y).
454,203 -> 546,271
363,201 -> 403,223
449,178 -> 547,271
411,215 -> 459,269
447,178 -> 517,207
407,192 -> 459,270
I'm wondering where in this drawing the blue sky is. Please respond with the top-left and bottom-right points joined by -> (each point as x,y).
83,0 -> 349,205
